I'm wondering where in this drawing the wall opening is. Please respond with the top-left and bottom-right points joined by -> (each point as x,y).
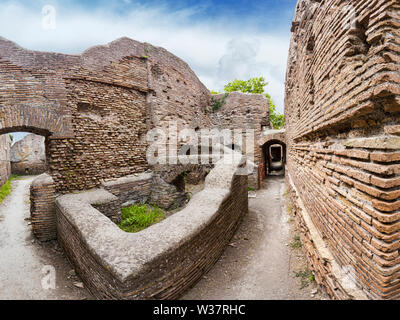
9,132 -> 47,176
0,129 -> 56,242
261,139 -> 286,177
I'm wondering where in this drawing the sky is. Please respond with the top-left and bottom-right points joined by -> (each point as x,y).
1,0 -> 297,142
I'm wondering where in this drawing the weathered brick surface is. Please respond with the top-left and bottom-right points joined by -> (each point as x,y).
0,36 -> 267,193
206,93 -> 270,187
30,173 -> 56,241
0,36 -> 268,246
286,0 -> 400,299
0,134 -> 11,186
102,172 -> 153,206
10,133 -> 46,175
55,156 -> 247,300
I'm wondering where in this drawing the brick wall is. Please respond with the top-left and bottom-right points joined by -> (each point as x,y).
0,134 -> 11,186
11,133 -> 46,175
0,37 -> 266,194
30,174 -> 56,241
55,155 -> 247,299
208,92 -> 270,188
285,0 -> 400,299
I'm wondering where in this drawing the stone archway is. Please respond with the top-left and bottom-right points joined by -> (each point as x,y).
0,127 -> 56,241
258,129 -> 286,184
261,139 -> 287,177
0,105 -> 72,138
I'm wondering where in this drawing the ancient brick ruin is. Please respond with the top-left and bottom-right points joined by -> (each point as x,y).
1,0 -> 398,301
0,35 -> 270,239
286,0 -> 399,299
0,134 -> 11,186
10,133 -> 46,175
0,34 -> 272,298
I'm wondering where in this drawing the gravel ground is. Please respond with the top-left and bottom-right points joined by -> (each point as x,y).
182,175 -> 329,300
0,176 -> 90,300
0,175 -> 329,300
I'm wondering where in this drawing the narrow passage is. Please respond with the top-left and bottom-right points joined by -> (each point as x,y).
183,176 -> 328,300
0,176 -> 89,300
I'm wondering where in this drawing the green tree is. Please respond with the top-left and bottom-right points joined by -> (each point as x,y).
210,90 -> 222,95
213,77 -> 285,129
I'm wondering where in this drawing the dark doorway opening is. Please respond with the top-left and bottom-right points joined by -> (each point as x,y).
262,139 -> 286,177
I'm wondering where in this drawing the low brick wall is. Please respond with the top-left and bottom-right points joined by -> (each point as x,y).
55,154 -> 247,299
89,190 -> 121,224
11,161 -> 46,175
101,172 -> 153,206
30,174 -> 57,242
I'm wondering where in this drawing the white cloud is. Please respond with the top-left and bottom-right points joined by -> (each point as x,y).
0,1 -> 289,113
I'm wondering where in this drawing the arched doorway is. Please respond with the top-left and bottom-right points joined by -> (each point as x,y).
262,139 -> 286,177
0,127 -> 52,175
0,128 -> 56,241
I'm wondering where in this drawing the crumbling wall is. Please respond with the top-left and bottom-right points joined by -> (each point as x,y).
11,133 -> 46,175
285,0 -> 400,299
0,134 -> 11,186
30,173 -> 56,241
55,154 -> 247,300
0,37 -> 266,194
208,92 -> 270,188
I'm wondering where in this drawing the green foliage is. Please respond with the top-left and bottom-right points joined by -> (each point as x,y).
295,269 -> 315,289
0,175 -> 20,204
248,187 -> 255,192
266,93 -> 285,130
212,76 -> 285,129
210,90 -> 222,95
224,77 -> 268,94
8,134 -> 13,143
291,235 -> 302,249
211,93 -> 229,112
118,204 -> 165,233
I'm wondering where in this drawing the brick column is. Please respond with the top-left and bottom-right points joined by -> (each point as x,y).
30,173 -> 57,241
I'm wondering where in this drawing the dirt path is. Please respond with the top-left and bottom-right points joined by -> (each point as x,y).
0,175 -> 327,300
0,176 -> 90,300
183,176 -> 328,300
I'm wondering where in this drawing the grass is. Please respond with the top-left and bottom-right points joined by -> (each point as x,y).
248,187 -> 255,192
286,201 -> 294,221
0,174 -> 21,204
291,235 -> 302,249
118,204 -> 165,233
295,269 -> 315,289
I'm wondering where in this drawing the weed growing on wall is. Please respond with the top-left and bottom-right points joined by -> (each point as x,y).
210,93 -> 229,112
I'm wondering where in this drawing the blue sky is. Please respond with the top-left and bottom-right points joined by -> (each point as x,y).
1,0 -> 297,142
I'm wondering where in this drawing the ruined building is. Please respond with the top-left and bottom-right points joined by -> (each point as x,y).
1,0 -> 398,301
286,0 -> 400,299
0,134 -> 11,186
0,35 -> 271,299
10,133 -> 46,175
